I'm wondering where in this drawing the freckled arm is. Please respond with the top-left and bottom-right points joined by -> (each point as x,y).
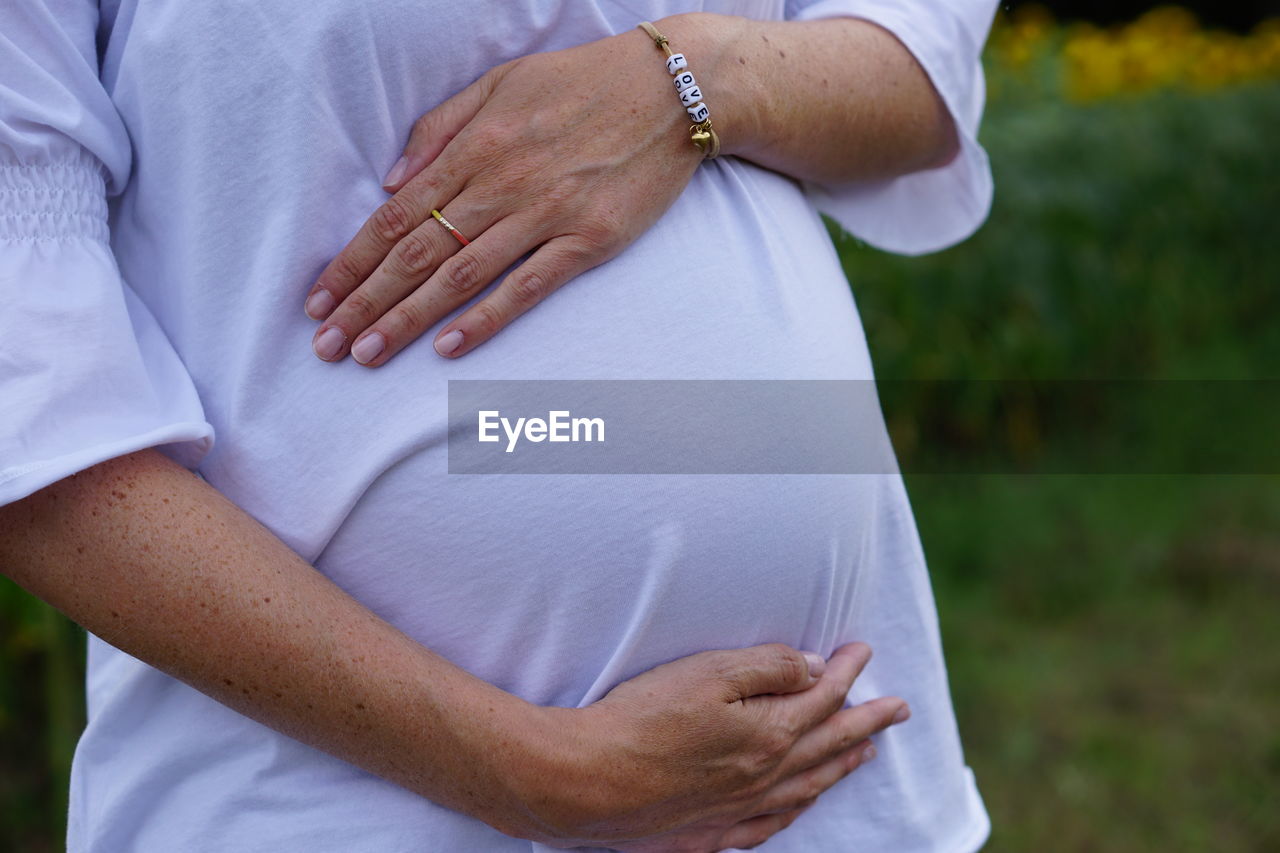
0,449 -> 555,837
666,13 -> 962,185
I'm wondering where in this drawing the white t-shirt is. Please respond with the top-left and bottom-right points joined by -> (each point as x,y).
1,1 -> 997,850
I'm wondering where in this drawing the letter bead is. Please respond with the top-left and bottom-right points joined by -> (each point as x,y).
637,21 -> 720,160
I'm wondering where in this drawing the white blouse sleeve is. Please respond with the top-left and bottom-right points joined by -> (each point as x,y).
0,0 -> 213,507
784,0 -> 998,255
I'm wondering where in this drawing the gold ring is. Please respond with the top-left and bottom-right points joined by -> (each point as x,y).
431,209 -> 470,246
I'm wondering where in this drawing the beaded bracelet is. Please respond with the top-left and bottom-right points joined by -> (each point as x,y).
637,21 -> 721,160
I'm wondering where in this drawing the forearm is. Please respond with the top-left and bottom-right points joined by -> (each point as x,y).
0,449 -> 556,838
658,12 -> 959,184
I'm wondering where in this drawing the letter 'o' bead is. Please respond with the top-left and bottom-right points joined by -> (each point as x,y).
679,85 -> 703,107
666,53 -> 688,74
687,102 -> 710,123
673,71 -> 696,92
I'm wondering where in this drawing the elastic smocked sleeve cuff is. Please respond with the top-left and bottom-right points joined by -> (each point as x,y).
787,0 -> 998,255
0,153 -> 214,507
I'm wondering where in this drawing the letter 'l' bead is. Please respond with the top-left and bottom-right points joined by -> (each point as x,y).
687,102 -> 710,123
679,85 -> 704,108
673,71 -> 696,92
666,53 -> 688,74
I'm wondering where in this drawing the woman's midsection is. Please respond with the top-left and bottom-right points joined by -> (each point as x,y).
109,1 -> 886,704
154,176 -> 887,708
116,147 -> 885,704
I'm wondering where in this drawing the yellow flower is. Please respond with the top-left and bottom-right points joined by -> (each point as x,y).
988,5 -> 1280,103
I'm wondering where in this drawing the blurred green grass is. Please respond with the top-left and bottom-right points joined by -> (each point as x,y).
0,586 -> 82,851
916,474 -> 1280,852
4,34 -> 1280,853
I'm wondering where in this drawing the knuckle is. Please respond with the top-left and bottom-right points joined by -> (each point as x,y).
410,170 -> 445,199
390,232 -> 436,278
388,300 -> 429,336
754,725 -> 791,764
326,251 -> 366,289
700,651 -> 742,700
543,180 -> 578,209
577,216 -> 619,250
489,56 -> 523,80
562,239 -> 597,266
469,300 -> 504,339
744,770 -> 775,801
507,267 -> 551,307
440,252 -> 484,297
701,648 -> 735,678
469,121 -> 508,156
730,749 -> 776,797
341,290 -> 382,327
844,714 -> 876,747
372,196 -> 416,243
768,645 -> 807,687
463,179 -> 508,211
584,205 -> 630,245
412,112 -> 436,137
873,708 -> 898,734
822,680 -> 849,715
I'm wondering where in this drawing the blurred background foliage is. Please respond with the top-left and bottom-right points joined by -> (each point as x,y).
831,4 -> 1280,850
3,4 -> 1279,851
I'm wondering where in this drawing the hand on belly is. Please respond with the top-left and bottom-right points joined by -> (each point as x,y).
506,642 -> 909,850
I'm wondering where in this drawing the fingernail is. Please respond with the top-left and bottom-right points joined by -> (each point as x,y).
304,288 -> 336,320
802,652 -> 826,679
862,745 -> 877,763
351,331 -> 386,365
314,326 -> 346,360
434,329 -> 464,356
382,156 -> 408,188
892,705 -> 911,724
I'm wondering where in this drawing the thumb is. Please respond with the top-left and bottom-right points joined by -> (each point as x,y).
381,63 -> 509,192
719,644 -> 826,701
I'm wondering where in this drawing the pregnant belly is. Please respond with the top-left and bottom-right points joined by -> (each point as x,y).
189,157 -> 884,707
315,463 -> 882,707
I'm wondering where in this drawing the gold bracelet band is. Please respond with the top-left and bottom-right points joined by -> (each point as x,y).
638,21 -> 721,160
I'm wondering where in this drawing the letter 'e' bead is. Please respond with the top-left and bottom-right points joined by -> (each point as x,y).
679,86 -> 703,107
674,71 -> 696,92
666,53 -> 688,74
687,102 -> 710,122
